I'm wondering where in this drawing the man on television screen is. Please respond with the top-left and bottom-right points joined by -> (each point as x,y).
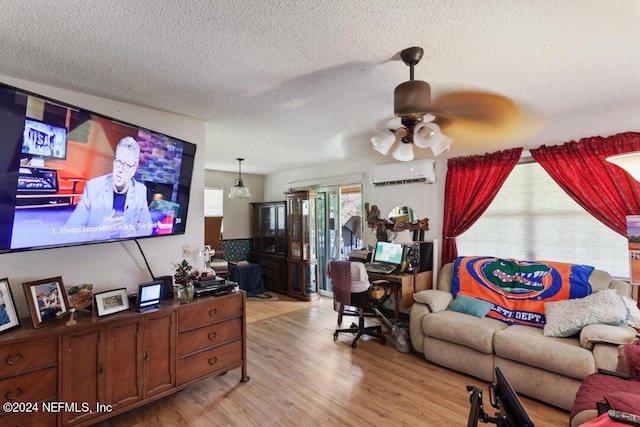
65,136 -> 153,240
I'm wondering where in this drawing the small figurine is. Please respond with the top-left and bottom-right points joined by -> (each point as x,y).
66,308 -> 77,327
366,203 -> 381,227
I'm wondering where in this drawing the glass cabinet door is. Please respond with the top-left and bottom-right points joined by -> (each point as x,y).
261,205 -> 276,253
301,199 -> 309,260
288,197 -> 302,260
308,198 -> 317,260
276,204 -> 286,255
285,190 -> 319,301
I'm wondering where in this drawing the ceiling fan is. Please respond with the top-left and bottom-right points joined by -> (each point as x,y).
371,46 -> 525,161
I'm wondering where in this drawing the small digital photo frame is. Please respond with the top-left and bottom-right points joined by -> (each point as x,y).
136,280 -> 163,312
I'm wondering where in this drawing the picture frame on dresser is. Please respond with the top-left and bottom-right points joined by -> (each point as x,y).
23,276 -> 70,328
94,288 -> 130,317
0,278 -> 20,334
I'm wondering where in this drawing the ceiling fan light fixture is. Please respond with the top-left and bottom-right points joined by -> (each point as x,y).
372,46 -> 451,161
371,46 -> 527,161
413,121 -> 441,148
371,130 -> 397,155
228,158 -> 251,199
392,142 -> 415,162
394,80 -> 432,116
430,133 -> 454,156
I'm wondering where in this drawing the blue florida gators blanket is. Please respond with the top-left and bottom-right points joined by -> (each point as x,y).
452,256 -> 594,327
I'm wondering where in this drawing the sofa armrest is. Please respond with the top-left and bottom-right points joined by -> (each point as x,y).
580,324 -> 639,350
413,289 -> 453,313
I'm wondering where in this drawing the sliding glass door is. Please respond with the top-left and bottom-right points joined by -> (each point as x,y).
317,185 -> 363,296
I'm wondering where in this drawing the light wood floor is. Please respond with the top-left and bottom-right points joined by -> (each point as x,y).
96,294 -> 570,427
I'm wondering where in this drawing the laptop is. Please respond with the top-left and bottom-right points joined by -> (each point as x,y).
364,241 -> 405,274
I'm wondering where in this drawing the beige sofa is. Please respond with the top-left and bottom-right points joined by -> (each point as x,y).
409,262 -> 638,411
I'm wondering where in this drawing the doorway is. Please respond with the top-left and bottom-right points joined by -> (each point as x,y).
317,184 -> 363,296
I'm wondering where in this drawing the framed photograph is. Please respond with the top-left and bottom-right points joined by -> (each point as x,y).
0,278 -> 20,334
94,288 -> 130,317
23,276 -> 70,328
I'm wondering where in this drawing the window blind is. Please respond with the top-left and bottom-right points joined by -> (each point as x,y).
457,162 -> 628,278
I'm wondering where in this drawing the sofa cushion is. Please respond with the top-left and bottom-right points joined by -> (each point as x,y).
422,310 -> 507,354
587,269 -> 612,292
580,324 -> 638,350
543,289 -> 629,337
494,325 -> 595,379
413,289 -> 452,312
447,294 -> 493,318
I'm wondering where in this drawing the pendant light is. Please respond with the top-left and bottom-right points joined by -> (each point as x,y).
229,158 -> 251,199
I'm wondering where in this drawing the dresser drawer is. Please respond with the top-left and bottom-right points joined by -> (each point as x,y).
178,293 -> 242,331
0,337 -> 57,378
177,340 -> 242,385
178,318 -> 242,357
1,405 -> 58,427
0,366 -> 57,406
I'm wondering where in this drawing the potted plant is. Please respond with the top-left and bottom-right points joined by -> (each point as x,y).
173,259 -> 199,303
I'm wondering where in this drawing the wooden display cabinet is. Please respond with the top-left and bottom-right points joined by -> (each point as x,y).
249,201 -> 288,294
285,191 -> 319,301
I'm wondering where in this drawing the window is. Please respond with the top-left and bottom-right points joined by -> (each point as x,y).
204,188 -> 223,217
457,161 -> 628,278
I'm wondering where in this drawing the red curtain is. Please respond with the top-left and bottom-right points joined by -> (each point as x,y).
441,147 -> 523,266
530,132 -> 640,237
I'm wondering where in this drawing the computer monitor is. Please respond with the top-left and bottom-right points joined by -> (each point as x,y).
136,281 -> 163,311
373,241 -> 405,265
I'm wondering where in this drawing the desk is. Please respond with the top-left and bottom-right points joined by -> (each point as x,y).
368,270 -> 433,321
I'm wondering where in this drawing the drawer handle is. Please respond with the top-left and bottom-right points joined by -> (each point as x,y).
208,356 -> 218,366
5,387 -> 23,400
6,353 -> 23,366
208,308 -> 218,317
208,331 -> 217,340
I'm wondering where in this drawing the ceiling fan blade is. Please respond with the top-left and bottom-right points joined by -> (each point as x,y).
432,91 -> 546,144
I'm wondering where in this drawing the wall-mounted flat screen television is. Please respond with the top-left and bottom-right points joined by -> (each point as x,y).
0,82 -> 196,253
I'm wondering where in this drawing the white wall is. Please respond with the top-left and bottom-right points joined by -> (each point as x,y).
204,170 -> 265,239
265,105 -> 640,267
0,75 -> 206,319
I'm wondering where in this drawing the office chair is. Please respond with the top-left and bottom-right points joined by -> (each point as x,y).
328,260 -> 388,348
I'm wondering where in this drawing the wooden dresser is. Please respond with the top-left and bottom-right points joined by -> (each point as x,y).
0,291 -> 248,427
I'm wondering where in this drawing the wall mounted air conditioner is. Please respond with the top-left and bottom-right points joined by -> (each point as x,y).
368,159 -> 435,186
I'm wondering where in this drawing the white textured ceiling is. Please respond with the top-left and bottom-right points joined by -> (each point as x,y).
1,1 -> 639,174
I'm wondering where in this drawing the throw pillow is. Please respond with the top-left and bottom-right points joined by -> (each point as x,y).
622,296 -> 640,329
543,289 -> 629,337
447,294 -> 494,318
